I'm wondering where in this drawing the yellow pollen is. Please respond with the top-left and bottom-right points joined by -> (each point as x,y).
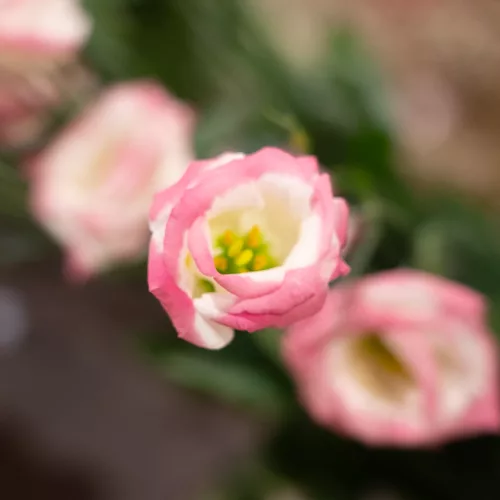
235,249 -> 253,267
358,335 -> 411,379
227,238 -> 244,258
222,230 -> 236,246
214,256 -> 228,272
185,253 -> 193,268
252,253 -> 268,271
213,225 -> 277,275
246,225 -> 262,249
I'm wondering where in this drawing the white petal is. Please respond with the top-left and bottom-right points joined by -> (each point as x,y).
194,293 -> 236,319
204,152 -> 246,171
0,0 -> 92,49
209,182 -> 265,218
193,314 -> 234,350
362,282 -> 439,319
434,327 -> 487,422
284,212 -> 322,268
325,337 -> 423,425
149,203 -> 172,250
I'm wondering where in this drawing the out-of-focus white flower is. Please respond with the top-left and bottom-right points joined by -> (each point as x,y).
0,0 -> 91,60
0,0 -> 93,148
30,81 -> 195,279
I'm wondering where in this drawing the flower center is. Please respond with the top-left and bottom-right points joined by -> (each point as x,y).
356,335 -> 409,377
349,334 -> 414,402
213,225 -> 277,274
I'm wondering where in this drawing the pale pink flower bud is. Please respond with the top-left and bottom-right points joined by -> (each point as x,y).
283,269 -> 500,446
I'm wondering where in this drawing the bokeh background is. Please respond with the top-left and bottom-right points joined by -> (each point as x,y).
3,0 -> 500,499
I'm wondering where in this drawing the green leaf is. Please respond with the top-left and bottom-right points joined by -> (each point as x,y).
411,221 -> 449,276
142,333 -> 293,419
83,0 -> 134,79
251,328 -> 283,365
414,200 -> 500,296
0,160 -> 28,218
159,350 -> 289,418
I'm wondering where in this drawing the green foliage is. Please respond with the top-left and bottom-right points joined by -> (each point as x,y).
142,331 -> 293,419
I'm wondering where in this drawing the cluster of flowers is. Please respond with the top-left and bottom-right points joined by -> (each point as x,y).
7,0 -> 499,448
1,0 -> 194,277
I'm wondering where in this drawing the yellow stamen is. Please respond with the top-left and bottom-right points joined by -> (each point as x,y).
252,253 -> 268,271
222,230 -> 236,246
237,267 -> 248,273
227,238 -> 244,258
246,225 -> 261,249
235,249 -> 253,267
214,256 -> 228,272
185,253 -> 193,268
358,335 -> 411,379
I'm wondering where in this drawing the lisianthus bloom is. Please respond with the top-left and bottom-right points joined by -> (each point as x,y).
283,270 -> 500,446
0,0 -> 92,148
30,81 -> 195,278
0,0 -> 91,57
148,148 -> 350,349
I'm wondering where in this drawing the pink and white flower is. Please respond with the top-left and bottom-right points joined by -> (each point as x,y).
283,270 -> 500,446
148,148 -> 350,350
0,0 -> 91,57
0,0 -> 92,148
30,81 -> 195,278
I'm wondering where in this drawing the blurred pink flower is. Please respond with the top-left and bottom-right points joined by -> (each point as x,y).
0,0 -> 92,148
148,148 -> 350,350
0,0 -> 91,56
30,81 -> 195,279
283,269 -> 500,446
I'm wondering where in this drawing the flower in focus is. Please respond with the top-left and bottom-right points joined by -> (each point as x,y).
148,148 -> 350,350
283,269 -> 500,446
0,0 -> 92,148
30,81 -> 195,278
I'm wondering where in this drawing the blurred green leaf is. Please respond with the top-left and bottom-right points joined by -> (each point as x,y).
411,221 -> 449,276
327,29 -> 392,132
143,333 -> 293,419
83,0 -> 134,79
414,200 -> 500,295
158,350 -> 288,418
0,160 -> 28,218
194,101 -> 292,158
251,328 -> 283,365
